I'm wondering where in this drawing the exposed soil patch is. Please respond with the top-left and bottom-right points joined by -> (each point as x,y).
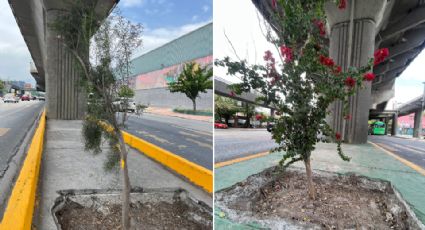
216,167 -> 423,229
53,188 -> 212,230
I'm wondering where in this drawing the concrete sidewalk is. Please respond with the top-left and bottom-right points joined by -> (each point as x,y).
33,120 -> 212,230
146,106 -> 213,122
215,142 -> 425,228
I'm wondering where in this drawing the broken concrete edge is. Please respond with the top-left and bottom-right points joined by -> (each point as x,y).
215,166 -> 425,229
50,187 -> 213,230
0,108 -> 43,219
122,131 -> 213,193
0,109 -> 46,230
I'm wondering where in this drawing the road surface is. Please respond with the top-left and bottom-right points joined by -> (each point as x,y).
122,113 -> 213,170
214,128 -> 278,163
0,101 -> 45,176
369,135 -> 425,169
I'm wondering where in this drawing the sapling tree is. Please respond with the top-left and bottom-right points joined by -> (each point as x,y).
51,2 -> 142,228
216,0 -> 388,199
168,62 -> 213,112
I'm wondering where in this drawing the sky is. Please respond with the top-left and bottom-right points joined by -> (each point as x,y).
0,0 -> 212,87
214,0 -> 424,108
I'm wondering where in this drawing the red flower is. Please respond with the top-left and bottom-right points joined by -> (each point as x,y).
271,0 -> 277,10
335,132 -> 342,141
280,45 -> 293,63
314,19 -> 326,36
344,114 -> 351,120
373,48 -> 389,66
230,91 -> 236,97
344,76 -> 355,88
363,72 -> 375,81
255,114 -> 263,121
338,0 -> 346,9
319,55 -> 334,67
334,65 -> 342,75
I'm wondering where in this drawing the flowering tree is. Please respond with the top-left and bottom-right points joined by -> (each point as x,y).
216,0 -> 388,199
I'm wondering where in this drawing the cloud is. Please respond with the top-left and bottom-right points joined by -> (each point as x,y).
0,1 -> 34,85
192,15 -> 199,21
133,20 -> 211,57
202,5 -> 210,12
121,0 -> 145,8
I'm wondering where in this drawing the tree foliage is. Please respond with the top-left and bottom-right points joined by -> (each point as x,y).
215,0 -> 383,199
214,95 -> 239,124
168,62 -> 212,111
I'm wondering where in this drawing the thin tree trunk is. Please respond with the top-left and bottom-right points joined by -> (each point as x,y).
118,133 -> 131,229
192,99 -> 197,112
304,157 -> 316,200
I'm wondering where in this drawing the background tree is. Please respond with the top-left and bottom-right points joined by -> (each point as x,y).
0,80 -> 4,95
215,95 -> 239,125
241,103 -> 255,128
216,0 -> 383,199
51,2 -> 142,229
168,62 -> 212,112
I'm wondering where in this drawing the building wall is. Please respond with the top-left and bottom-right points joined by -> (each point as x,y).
128,23 -> 213,109
135,88 -> 213,110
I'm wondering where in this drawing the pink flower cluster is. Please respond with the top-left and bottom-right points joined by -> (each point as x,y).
338,0 -> 347,9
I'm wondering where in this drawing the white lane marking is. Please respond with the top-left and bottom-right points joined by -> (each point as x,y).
0,128 -> 10,137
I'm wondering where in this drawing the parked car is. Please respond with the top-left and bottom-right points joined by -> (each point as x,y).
113,98 -> 136,112
214,122 -> 228,129
38,96 -> 45,101
21,94 -> 30,101
3,93 -> 19,103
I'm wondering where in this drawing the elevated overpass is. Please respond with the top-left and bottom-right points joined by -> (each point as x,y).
252,0 -> 425,143
9,0 -> 117,119
397,93 -> 425,137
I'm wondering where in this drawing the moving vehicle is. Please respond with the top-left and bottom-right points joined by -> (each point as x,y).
113,98 -> 136,112
371,121 -> 386,135
214,122 -> 228,129
3,93 -> 19,103
21,94 -> 30,101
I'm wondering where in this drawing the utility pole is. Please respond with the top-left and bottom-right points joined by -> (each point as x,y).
421,82 -> 425,138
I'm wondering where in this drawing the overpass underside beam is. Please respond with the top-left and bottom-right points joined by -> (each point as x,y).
325,0 -> 386,144
45,10 -> 85,120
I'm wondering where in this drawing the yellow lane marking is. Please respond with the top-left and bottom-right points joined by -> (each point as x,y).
185,138 -> 213,149
0,128 -> 10,137
369,141 -> 425,176
215,151 -> 270,168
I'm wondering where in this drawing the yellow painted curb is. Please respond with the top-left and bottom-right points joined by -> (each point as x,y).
215,151 -> 270,168
369,141 -> 425,176
122,131 -> 213,193
0,110 -> 46,230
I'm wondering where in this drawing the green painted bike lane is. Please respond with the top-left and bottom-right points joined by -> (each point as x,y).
214,142 -> 425,229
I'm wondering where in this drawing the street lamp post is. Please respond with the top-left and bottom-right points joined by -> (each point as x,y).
421,82 -> 425,138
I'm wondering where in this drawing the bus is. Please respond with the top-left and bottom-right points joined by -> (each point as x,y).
371,121 -> 386,135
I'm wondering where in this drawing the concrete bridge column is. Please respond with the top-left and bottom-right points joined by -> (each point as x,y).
325,0 -> 386,144
45,10 -> 86,120
413,109 -> 423,138
391,113 -> 398,136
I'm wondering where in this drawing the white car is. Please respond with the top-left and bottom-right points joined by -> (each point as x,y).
3,93 -> 19,103
113,98 -> 136,112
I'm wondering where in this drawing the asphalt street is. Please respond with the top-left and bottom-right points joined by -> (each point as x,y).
0,101 -> 45,176
121,113 -> 213,170
214,128 -> 278,163
369,135 -> 425,169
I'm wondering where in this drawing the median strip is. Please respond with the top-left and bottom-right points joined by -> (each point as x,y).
122,131 -> 213,193
0,110 -> 46,229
